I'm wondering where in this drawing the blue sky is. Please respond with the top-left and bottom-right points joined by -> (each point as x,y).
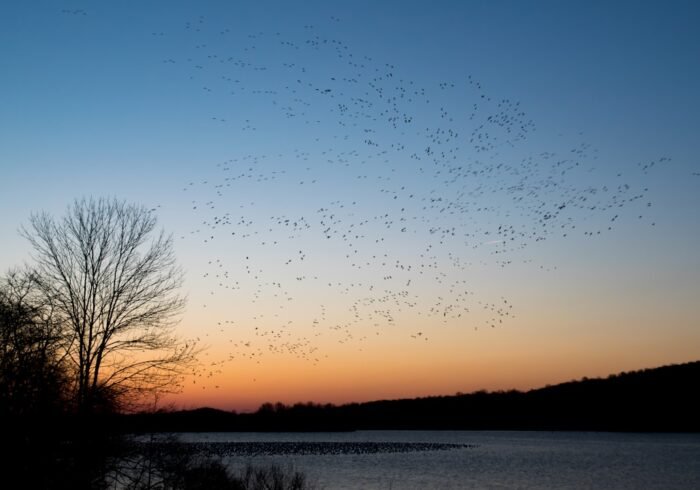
1,1 -> 699,408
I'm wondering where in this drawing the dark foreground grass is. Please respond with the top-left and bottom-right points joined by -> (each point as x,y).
107,437 -> 317,490
114,460 -> 314,490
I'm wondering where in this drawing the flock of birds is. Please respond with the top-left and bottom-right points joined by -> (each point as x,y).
62,10 -> 672,391
141,440 -> 473,457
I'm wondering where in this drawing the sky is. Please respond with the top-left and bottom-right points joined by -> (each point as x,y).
1,0 -> 699,412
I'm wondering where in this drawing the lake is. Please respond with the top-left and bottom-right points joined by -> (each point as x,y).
167,430 -> 700,489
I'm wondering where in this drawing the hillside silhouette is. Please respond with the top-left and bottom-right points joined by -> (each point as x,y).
124,360 -> 700,432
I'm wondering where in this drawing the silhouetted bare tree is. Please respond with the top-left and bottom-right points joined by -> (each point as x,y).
22,197 -> 196,413
0,268 -> 70,417
0,269 -> 73,487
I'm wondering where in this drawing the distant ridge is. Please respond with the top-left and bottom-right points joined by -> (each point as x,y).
124,360 -> 700,432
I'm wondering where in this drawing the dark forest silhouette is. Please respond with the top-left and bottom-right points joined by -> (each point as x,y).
124,360 -> 700,433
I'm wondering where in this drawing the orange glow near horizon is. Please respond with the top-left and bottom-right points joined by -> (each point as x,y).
166,290 -> 700,412
159,249 -> 700,412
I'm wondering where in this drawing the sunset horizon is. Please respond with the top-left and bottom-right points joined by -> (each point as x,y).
167,357 -> 700,413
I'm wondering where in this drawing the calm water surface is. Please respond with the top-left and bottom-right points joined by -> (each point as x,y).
173,431 -> 700,489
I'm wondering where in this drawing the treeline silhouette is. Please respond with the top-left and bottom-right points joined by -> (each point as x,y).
125,361 -> 700,433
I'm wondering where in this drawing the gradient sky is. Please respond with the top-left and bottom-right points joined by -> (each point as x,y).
1,1 -> 699,412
